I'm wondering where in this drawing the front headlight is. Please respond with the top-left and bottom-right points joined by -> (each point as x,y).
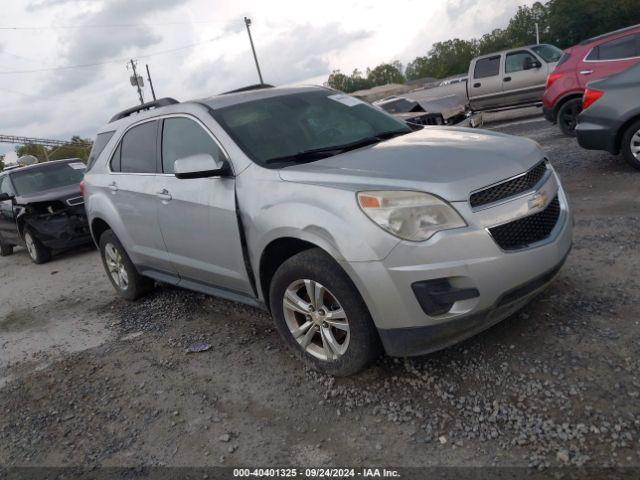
357,190 -> 466,241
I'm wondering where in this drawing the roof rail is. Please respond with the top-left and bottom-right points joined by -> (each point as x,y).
222,84 -> 275,95
109,97 -> 179,123
579,24 -> 640,46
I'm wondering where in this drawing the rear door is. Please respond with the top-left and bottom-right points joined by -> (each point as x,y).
468,55 -> 504,110
107,120 -> 176,276
501,49 -> 549,105
579,33 -> 640,87
155,115 -> 253,295
0,175 -> 18,243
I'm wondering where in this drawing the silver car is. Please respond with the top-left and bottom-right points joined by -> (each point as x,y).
83,85 -> 572,376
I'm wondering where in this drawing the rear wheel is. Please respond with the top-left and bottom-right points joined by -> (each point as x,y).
269,248 -> 382,376
557,98 -> 582,136
24,229 -> 51,264
621,119 -> 640,171
99,229 -> 153,300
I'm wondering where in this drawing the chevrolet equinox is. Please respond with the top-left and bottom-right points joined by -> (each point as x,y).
83,85 -> 573,376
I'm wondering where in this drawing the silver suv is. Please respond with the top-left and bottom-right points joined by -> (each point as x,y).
84,85 -> 572,376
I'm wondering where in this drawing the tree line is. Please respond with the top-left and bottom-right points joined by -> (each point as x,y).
0,136 -> 93,171
327,0 -> 640,93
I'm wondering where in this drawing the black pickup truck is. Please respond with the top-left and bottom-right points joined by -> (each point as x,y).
0,159 -> 91,264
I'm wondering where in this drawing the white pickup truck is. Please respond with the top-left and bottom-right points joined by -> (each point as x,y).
466,44 -> 563,112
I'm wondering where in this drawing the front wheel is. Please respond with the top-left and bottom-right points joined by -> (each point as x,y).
557,98 -> 582,137
621,119 -> 640,170
269,248 -> 382,376
24,229 -> 51,264
99,229 -> 153,300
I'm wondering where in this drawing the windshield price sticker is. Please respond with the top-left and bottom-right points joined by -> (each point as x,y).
328,93 -> 365,107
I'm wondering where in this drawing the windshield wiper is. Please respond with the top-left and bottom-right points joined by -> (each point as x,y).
264,130 -> 410,165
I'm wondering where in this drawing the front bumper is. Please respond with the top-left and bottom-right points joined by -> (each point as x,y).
340,171 -> 573,357
25,213 -> 92,250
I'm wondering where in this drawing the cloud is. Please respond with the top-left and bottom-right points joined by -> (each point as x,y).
190,23 -> 371,94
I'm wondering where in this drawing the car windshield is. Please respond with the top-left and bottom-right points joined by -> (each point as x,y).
211,90 -> 411,167
531,44 -> 563,63
10,162 -> 86,196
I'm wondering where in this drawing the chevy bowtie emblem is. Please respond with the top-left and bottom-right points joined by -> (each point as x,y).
528,192 -> 548,210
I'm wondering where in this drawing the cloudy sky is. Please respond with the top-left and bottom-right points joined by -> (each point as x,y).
0,0 -> 536,156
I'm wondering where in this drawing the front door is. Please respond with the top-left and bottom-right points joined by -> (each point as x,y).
155,115 -> 252,295
0,175 -> 18,244
501,50 -> 549,106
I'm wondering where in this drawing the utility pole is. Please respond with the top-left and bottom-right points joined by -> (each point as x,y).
146,64 -> 157,101
535,23 -> 540,44
244,17 -> 264,85
129,59 -> 144,105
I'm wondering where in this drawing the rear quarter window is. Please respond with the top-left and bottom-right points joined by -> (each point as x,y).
587,33 -> 640,60
86,131 -> 115,171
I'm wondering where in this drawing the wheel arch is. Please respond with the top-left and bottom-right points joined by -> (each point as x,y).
615,113 -> 640,152
90,217 -> 112,245
552,92 -> 583,119
258,237 -> 327,312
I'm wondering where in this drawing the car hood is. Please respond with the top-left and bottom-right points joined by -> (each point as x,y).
16,184 -> 83,204
278,127 -> 544,201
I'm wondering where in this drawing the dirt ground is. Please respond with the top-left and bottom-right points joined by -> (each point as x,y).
1,110 -> 639,474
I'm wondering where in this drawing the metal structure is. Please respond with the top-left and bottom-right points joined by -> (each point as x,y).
146,64 -> 157,101
129,59 -> 145,105
0,134 -> 91,147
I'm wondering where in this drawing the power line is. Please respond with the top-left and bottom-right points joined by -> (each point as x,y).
0,35 -> 223,75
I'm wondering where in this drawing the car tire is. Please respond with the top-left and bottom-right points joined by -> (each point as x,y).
23,228 -> 51,264
557,98 -> 582,137
621,119 -> 640,171
99,229 -> 153,301
269,248 -> 382,376
0,235 -> 13,257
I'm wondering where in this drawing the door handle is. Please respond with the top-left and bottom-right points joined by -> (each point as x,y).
503,76 -> 511,82
156,189 -> 172,202
108,182 -> 118,193
579,70 -> 593,75
473,82 -> 481,88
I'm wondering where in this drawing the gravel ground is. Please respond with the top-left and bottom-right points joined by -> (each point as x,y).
1,112 -> 639,473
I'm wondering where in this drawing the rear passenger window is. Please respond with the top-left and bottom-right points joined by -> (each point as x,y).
161,117 -> 227,174
474,56 -> 500,79
119,121 -> 158,173
588,34 -> 639,61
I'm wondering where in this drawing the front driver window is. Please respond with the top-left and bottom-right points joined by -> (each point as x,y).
161,117 -> 227,174
505,52 -> 537,73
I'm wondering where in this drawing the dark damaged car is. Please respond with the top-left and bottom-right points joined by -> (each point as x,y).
0,159 -> 92,264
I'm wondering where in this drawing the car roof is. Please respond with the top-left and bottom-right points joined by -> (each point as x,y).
475,44 -> 556,59
4,158 -> 81,175
579,24 -> 640,46
198,85 -> 332,110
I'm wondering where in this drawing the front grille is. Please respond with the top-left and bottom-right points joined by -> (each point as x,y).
470,161 -> 547,208
489,196 -> 561,250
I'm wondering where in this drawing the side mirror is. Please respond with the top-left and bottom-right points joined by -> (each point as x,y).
174,154 -> 232,179
0,192 -> 14,202
523,57 -> 542,70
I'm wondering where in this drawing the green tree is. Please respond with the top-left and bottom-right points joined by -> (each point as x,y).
405,56 -> 431,80
326,69 -> 352,92
367,63 -> 405,87
15,143 -> 48,162
48,136 -> 92,162
425,39 -> 478,78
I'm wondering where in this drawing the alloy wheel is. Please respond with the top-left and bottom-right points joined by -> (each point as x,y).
24,232 -> 37,261
104,242 -> 129,290
282,279 -> 350,361
631,129 -> 640,161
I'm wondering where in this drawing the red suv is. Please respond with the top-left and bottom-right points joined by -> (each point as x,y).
543,24 -> 640,136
